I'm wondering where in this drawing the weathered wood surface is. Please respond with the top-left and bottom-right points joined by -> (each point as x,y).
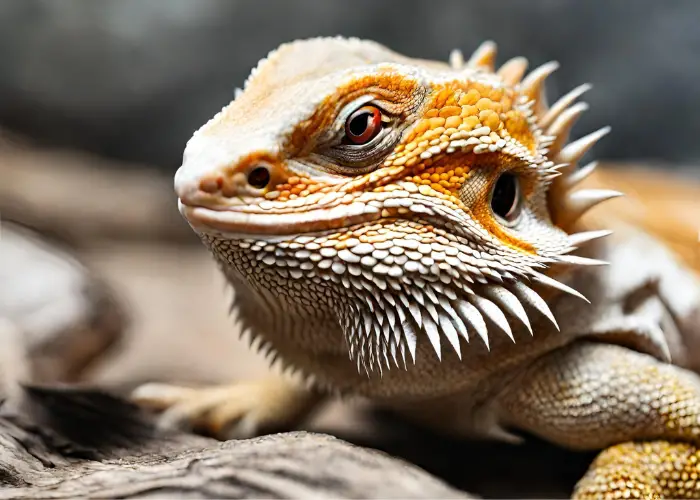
0,388 -> 469,499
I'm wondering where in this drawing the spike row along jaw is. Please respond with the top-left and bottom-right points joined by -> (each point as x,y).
190,38 -> 622,379
337,41 -> 620,376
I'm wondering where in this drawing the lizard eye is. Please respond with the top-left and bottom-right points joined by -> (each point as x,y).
490,172 -> 522,224
344,105 -> 382,145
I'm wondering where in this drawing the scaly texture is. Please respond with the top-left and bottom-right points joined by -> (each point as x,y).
132,37 -> 700,499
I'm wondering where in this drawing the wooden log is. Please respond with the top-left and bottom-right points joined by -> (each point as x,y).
0,387 -> 470,499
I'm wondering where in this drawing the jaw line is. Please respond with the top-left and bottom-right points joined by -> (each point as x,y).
179,200 -> 383,241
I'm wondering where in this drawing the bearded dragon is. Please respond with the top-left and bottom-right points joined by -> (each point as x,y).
132,37 -> 700,499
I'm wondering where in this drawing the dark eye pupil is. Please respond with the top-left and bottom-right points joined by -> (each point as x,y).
348,112 -> 372,136
491,173 -> 520,221
344,105 -> 382,145
247,166 -> 270,189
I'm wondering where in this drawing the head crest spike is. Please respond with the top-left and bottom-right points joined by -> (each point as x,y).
547,102 -> 589,158
539,83 -> 592,129
467,40 -> 497,70
556,254 -> 609,267
449,48 -> 465,69
561,161 -> 598,190
497,56 -> 529,85
520,61 -> 559,118
556,126 -> 611,166
567,229 -> 614,247
557,189 -> 624,227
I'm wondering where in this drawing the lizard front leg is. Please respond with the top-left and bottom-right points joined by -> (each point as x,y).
131,375 -> 324,439
574,441 -> 700,499
495,341 -> 700,499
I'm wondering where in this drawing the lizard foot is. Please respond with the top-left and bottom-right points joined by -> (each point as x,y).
130,376 -> 322,440
573,441 -> 700,500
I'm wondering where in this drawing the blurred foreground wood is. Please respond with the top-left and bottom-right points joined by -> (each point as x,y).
0,389 -> 467,499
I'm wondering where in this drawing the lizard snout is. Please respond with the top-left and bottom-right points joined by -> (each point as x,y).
175,152 -> 287,209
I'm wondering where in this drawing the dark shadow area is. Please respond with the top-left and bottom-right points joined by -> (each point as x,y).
314,408 -> 596,499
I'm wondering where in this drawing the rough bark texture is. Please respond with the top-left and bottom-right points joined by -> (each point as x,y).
0,389 -> 468,499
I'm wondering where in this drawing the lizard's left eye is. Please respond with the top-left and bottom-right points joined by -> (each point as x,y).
344,105 -> 382,145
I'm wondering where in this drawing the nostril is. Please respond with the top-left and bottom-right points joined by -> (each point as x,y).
247,165 -> 271,189
199,175 -> 224,193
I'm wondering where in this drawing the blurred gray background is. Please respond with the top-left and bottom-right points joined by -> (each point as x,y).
0,0 -> 699,172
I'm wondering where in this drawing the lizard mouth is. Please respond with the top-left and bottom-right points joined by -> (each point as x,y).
179,200 -> 383,238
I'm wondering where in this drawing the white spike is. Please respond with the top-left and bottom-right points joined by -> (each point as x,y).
562,161 -> 598,190
424,317 -> 442,360
380,339 -> 390,370
520,61 -> 559,117
456,301 -> 489,349
467,40 -> 497,70
497,56 -> 528,85
543,170 -> 563,182
441,303 -> 468,340
424,300 -> 441,325
567,229 -> 613,247
547,102 -> 589,158
556,127 -> 611,166
363,311 -> 374,338
449,48 -> 464,69
403,320 -> 418,362
423,286 -> 440,305
548,162 -> 570,173
407,301 -> 423,329
556,254 -> 609,267
510,282 -> 559,331
382,321 -> 392,344
389,337 -> 399,368
234,87 -> 243,98
539,83 -> 592,129
561,189 -> 624,224
439,314 -> 461,359
470,295 -> 514,342
530,271 -> 589,303
399,339 -> 408,369
482,285 -> 532,335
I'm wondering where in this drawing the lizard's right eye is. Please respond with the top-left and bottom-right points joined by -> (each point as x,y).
344,105 -> 382,145
490,172 -> 522,224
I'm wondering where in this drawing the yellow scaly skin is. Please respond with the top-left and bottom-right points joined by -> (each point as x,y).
132,38 -> 700,499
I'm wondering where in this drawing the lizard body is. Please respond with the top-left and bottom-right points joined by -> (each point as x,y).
134,37 -> 700,499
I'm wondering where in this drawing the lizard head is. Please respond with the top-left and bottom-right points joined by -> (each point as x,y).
175,37 -> 620,374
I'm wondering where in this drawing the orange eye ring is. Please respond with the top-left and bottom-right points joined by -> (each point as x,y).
344,105 -> 382,144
